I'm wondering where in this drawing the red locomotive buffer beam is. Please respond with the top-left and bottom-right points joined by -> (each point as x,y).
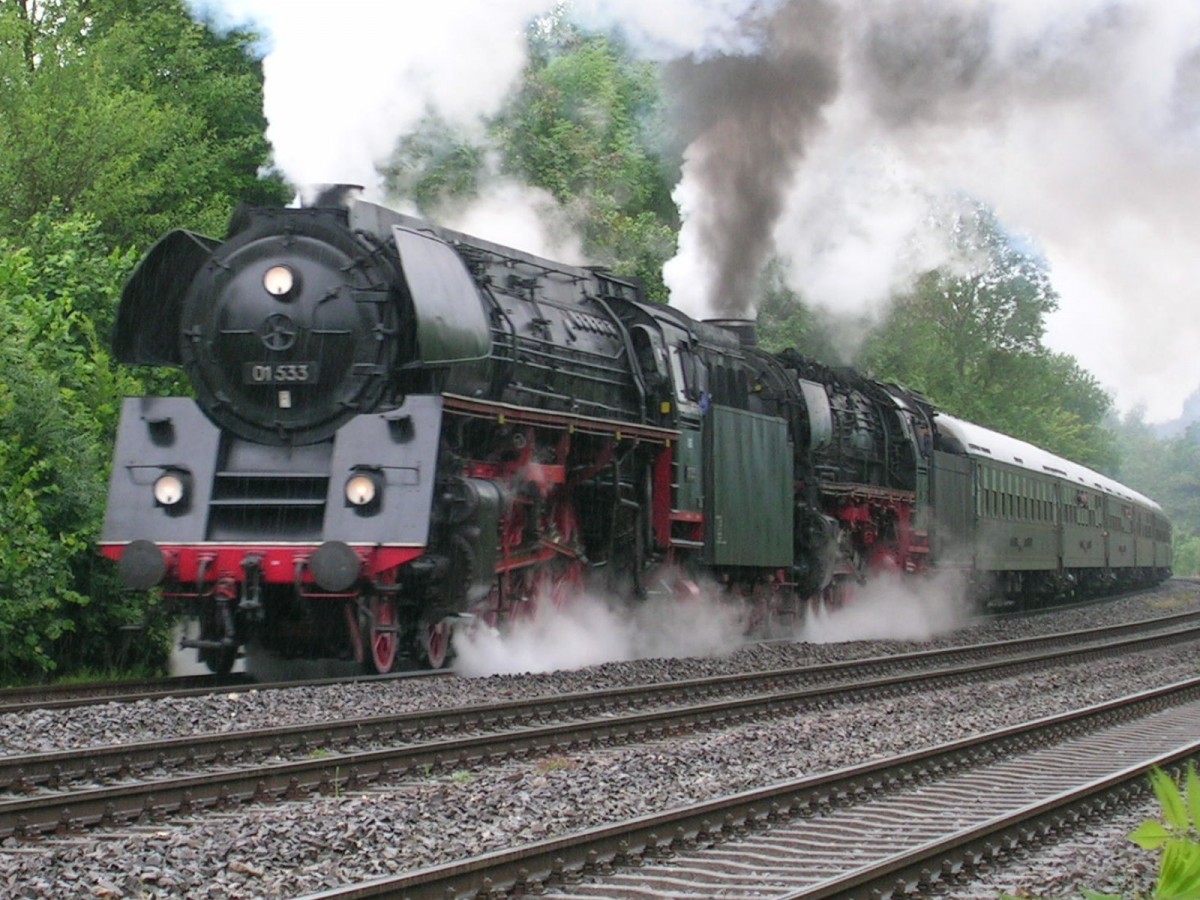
99,542 -> 424,597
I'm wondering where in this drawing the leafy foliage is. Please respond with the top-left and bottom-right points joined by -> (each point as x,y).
856,204 -> 1117,470
1108,415 -> 1200,570
381,114 -> 486,213
1129,764 -> 1200,898
381,19 -> 678,301
753,257 -> 858,362
0,0 -> 283,681
0,0 -> 288,248
0,214 -> 170,680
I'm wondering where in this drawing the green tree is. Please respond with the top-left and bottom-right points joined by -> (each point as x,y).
1111,413 -> 1200,565
0,0 -> 285,679
858,204 -> 1116,470
0,0 -> 288,248
1174,534 -> 1200,577
0,214 -> 171,679
753,257 -> 859,363
382,113 -> 486,214
382,19 -> 678,301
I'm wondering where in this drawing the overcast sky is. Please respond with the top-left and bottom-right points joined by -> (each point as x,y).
194,0 -> 1200,424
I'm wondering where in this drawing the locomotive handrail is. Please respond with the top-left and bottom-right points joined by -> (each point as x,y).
441,393 -> 677,445
819,481 -> 918,501
589,293 -> 649,425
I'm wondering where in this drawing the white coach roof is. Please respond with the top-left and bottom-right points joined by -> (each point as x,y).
934,413 -> 1162,513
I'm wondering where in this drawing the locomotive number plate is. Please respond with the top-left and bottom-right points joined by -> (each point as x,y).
243,362 -> 320,384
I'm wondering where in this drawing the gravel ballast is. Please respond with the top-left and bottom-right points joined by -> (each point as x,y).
1,581 -> 1197,897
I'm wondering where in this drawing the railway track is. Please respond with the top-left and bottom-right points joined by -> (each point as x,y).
0,672 -> 253,712
0,666 -> 447,714
3,602 -> 1197,718
5,586 -> 1190,715
303,679 -> 1200,899
3,609 -> 1198,845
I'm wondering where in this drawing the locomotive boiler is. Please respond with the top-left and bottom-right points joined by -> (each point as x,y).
101,190 -> 1172,673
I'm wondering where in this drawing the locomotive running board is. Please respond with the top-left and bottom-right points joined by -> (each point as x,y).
442,393 -> 677,446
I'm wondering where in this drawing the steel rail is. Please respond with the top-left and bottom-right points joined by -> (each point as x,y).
4,610 -> 1199,797
0,672 -> 253,711
2,616 -> 1199,841
298,678 -> 1200,899
787,743 -> 1200,899
0,666 -> 448,715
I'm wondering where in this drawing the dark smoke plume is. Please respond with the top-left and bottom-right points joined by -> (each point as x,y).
666,0 -> 841,318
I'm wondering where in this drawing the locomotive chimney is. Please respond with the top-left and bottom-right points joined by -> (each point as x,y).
704,318 -> 759,348
304,183 -> 364,209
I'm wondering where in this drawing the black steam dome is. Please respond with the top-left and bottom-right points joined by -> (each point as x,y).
177,208 -> 403,445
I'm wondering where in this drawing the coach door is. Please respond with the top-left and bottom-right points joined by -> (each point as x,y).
930,451 -> 975,568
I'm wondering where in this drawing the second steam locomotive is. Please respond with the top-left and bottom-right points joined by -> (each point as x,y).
101,190 -> 1172,672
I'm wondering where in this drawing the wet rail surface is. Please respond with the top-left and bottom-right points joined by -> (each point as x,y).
2,609 -> 1198,846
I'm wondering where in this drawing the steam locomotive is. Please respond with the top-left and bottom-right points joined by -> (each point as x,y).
101,190 -> 1172,673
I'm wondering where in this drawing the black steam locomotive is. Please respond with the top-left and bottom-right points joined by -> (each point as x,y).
101,190 -> 1172,673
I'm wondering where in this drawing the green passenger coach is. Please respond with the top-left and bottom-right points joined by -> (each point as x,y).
930,414 -> 1171,603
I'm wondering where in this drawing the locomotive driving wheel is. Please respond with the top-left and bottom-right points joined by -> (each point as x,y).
362,594 -> 400,674
513,558 -> 585,623
808,574 -> 857,619
420,617 -> 455,670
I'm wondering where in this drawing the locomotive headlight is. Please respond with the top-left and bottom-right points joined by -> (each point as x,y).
153,470 -> 190,508
345,472 -> 379,507
263,265 -> 296,298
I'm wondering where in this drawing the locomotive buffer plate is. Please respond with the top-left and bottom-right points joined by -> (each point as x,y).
243,362 -> 320,385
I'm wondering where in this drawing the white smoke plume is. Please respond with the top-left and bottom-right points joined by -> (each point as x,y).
664,0 -> 1200,422
194,0 -> 1200,420
800,571 -> 972,644
452,586 -> 746,677
435,179 -> 589,264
